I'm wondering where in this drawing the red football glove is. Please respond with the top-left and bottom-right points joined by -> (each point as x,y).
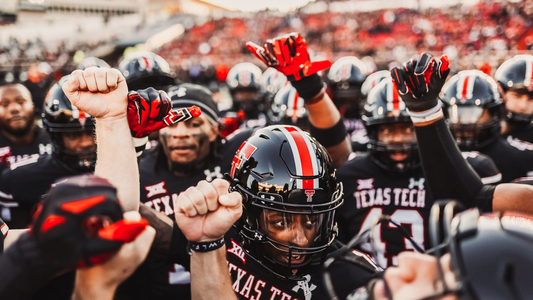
127,88 -> 202,138
246,33 -> 331,81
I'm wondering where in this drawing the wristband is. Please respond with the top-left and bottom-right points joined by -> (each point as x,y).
309,118 -> 348,148
133,137 -> 149,157
187,237 -> 225,254
409,108 -> 443,124
406,102 -> 441,118
290,73 -> 325,101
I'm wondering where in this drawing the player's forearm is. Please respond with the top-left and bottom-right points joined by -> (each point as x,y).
95,117 -> 139,212
190,246 -> 237,300
71,272 -> 117,300
306,92 -> 352,167
493,183 -> 533,214
414,117 -> 484,205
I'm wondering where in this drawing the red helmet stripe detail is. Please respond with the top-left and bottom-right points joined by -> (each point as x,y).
461,75 -> 470,99
230,142 -> 257,177
143,57 -> 151,70
392,82 -> 400,111
280,127 -> 319,189
292,91 -> 300,117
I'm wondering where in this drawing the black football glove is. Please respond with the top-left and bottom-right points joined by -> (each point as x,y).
391,53 -> 450,113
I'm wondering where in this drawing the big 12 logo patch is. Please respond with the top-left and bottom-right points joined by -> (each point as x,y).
230,142 -> 257,177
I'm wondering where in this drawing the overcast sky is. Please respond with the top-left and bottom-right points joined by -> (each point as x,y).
207,0 -> 314,12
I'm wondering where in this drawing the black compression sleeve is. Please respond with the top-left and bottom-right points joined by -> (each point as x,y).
414,118 -> 485,207
309,118 -> 347,148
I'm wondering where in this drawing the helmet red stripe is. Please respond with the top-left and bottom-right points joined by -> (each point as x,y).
284,127 -> 315,189
462,76 -> 470,99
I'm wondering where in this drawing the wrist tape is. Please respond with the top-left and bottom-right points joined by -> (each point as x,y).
290,73 -> 325,101
408,102 -> 443,124
133,137 -> 149,157
309,118 -> 347,148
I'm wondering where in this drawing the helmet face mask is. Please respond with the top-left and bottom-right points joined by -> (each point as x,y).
229,125 -> 343,280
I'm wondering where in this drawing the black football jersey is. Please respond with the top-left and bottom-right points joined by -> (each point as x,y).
139,129 -> 253,220
137,129 -> 253,297
225,229 -> 378,300
502,123 -> 533,144
0,155 -> 84,229
336,152 -> 499,268
480,137 -> 533,182
0,127 -> 51,171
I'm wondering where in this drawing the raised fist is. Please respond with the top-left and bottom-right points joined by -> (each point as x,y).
246,32 -> 331,81
127,87 -> 202,138
391,53 -> 450,113
174,179 -> 242,243
62,67 -> 128,120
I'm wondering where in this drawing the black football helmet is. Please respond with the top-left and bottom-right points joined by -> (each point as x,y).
42,76 -> 96,172
362,77 -> 420,173
494,54 -> 533,125
226,62 -> 263,118
77,57 -> 110,70
118,51 -> 175,90
229,125 -> 343,280
439,70 -> 503,151
327,56 -> 368,117
260,67 -> 288,95
267,84 -> 308,131
361,70 -> 391,99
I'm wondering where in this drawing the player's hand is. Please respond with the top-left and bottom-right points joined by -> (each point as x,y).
175,179 -> 242,242
30,175 -> 148,273
390,53 -> 450,112
74,212 -> 155,294
62,67 -> 129,120
127,88 -> 202,138
246,32 -> 331,81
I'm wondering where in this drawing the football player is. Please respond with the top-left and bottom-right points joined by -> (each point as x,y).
0,83 -> 51,170
327,56 -> 369,152
175,125 -> 379,300
494,55 -> 533,143
390,52 -> 533,216
439,69 -> 533,182
336,77 -> 501,267
0,76 -> 97,229
225,62 -> 267,127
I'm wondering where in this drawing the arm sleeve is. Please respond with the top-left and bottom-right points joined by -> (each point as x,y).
414,118 -> 486,208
